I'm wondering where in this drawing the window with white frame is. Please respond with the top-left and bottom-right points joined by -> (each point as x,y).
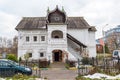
40,52 -> 44,57
41,36 -> 45,41
29,53 -> 32,57
33,36 -> 37,42
26,36 -> 29,42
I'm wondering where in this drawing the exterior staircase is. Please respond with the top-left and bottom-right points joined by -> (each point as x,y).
67,39 -> 82,60
67,33 -> 86,60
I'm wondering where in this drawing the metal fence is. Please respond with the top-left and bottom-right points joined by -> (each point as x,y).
0,68 -> 15,77
77,57 -> 120,76
19,59 -> 50,68
0,59 -> 50,77
0,58 -> 120,77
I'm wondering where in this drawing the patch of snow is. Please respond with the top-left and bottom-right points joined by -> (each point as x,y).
84,73 -> 119,79
115,74 -> 120,78
0,78 -> 5,80
35,78 -> 45,80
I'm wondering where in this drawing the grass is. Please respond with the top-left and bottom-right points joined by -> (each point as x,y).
76,53 -> 120,80
0,74 -> 38,80
97,53 -> 112,58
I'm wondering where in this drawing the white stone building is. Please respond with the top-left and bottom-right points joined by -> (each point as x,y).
15,6 -> 96,62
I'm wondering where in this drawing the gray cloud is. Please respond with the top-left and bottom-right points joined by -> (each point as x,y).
0,0 -> 120,39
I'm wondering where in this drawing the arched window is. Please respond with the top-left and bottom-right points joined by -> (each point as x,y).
51,30 -> 63,38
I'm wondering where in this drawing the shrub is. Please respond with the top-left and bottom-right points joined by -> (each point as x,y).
66,60 -> 76,67
13,73 -> 36,80
81,57 -> 90,65
19,57 -> 22,62
76,76 -> 91,80
44,77 -> 47,79
65,63 -> 70,69
39,59 -> 50,68
6,54 -> 18,62
69,60 -> 76,67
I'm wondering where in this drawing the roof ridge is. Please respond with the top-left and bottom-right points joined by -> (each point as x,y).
23,17 -> 46,18
68,17 -> 83,18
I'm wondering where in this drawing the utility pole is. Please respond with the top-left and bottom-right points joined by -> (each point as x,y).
102,24 -> 108,70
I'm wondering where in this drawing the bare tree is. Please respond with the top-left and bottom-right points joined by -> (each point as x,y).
106,32 -> 120,53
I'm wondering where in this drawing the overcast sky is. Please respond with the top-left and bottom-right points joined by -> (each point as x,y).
0,0 -> 120,39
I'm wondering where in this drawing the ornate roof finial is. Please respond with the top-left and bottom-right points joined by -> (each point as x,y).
47,7 -> 50,13
62,6 -> 64,12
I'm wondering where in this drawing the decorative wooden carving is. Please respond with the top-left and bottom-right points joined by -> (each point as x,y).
48,8 -> 66,23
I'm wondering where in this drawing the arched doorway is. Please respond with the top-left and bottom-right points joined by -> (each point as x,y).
52,50 -> 62,62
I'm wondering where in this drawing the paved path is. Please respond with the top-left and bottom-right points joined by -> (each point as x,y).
51,62 -> 66,68
42,62 -> 77,80
33,62 -> 78,80
41,69 -> 77,80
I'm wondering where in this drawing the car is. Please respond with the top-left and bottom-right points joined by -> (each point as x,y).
0,59 -> 32,77
113,50 -> 120,59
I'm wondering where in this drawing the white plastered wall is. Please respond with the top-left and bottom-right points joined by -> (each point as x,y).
17,30 -> 48,60
67,29 -> 96,57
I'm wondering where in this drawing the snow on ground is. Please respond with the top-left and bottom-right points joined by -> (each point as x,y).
115,74 -> 120,78
0,73 -> 120,80
0,78 -> 5,80
84,73 -> 120,79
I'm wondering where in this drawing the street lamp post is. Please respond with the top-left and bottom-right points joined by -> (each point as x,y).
102,24 -> 108,69
102,24 -> 108,57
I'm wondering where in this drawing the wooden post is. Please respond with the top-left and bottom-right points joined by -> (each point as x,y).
92,57 -> 94,66
78,59 -> 80,76
118,56 -> 120,72
39,68 -> 41,78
